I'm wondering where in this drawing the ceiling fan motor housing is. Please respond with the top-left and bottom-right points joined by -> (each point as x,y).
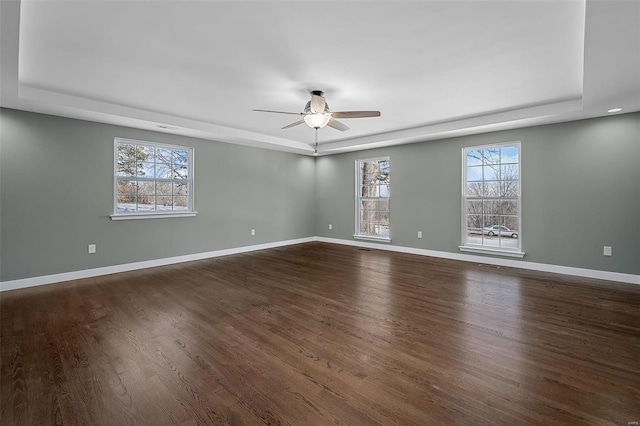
304,101 -> 330,114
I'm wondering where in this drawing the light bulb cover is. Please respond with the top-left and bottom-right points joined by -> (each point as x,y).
304,113 -> 330,129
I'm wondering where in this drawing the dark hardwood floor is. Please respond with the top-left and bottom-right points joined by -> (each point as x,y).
1,242 -> 639,425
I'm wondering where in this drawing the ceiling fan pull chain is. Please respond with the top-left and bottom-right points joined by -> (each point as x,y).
314,128 -> 319,155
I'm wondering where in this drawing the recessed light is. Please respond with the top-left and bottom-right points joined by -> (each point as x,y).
607,108 -> 622,113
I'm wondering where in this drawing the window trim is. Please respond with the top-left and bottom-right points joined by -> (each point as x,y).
354,156 -> 391,242
460,141 -> 524,257
111,137 -> 196,220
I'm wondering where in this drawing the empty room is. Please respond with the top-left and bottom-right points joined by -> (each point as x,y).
1,1 -> 639,425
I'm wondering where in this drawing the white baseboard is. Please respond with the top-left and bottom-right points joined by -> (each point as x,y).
2,236 -> 638,292
316,237 -> 640,285
0,237 -> 315,292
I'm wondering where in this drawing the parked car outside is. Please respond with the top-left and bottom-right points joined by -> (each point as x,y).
482,225 -> 518,238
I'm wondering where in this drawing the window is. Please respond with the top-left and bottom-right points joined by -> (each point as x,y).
461,142 -> 523,256
355,157 -> 390,241
112,138 -> 195,219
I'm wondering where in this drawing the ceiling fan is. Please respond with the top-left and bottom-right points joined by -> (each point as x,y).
253,90 -> 381,132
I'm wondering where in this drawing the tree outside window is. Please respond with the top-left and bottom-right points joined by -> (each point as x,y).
356,157 -> 390,239
463,143 -> 521,251
114,138 -> 193,215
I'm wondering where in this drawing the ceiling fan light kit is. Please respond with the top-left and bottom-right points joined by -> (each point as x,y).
303,113 -> 331,129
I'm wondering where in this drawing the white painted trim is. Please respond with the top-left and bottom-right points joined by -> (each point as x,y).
353,235 -> 392,243
316,237 -> 640,285
0,237 -> 315,292
2,236 -> 638,292
459,245 -> 525,258
110,212 -> 197,220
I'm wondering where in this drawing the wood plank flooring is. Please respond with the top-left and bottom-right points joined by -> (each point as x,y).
1,242 -> 639,425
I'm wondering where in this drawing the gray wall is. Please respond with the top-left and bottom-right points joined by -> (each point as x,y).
316,113 -> 640,275
1,109 -> 638,281
0,108 -> 316,281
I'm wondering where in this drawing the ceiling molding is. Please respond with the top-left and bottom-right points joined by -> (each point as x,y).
2,1 -> 638,156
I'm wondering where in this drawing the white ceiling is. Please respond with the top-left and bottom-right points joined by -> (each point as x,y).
1,1 -> 639,156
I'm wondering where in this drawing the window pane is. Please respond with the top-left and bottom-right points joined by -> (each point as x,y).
156,196 -> 172,210
137,197 -> 155,211
140,146 -> 155,162
501,164 -> 518,180
377,223 -> 390,237
362,185 -> 378,196
116,162 -> 136,177
466,215 -> 482,244
117,180 -> 136,195
484,200 -> 500,215
501,180 -> 519,197
361,173 -> 377,185
499,217 -> 519,248
501,216 -> 519,233
501,200 -> 518,215
138,181 -> 155,196
484,181 -> 500,197
466,200 -> 483,214
482,148 -> 500,165
466,150 -> 483,166
484,215 -> 500,229
379,211 -> 390,224
172,164 -> 189,179
361,222 -> 375,235
156,164 -> 172,179
501,146 -> 519,164
467,215 -> 482,231
174,196 -> 188,210
117,144 -> 137,162
156,182 -> 172,196
466,182 -> 483,197
117,195 -> 136,212
467,166 -> 483,182
483,165 -> 500,181
174,182 -> 188,195
173,150 -> 188,165
156,148 -> 172,164
137,162 -> 154,177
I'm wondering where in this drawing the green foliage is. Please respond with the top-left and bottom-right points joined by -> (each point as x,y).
117,144 -> 149,176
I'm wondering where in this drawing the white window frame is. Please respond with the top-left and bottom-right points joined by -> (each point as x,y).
354,156 -> 391,242
459,141 -> 524,258
111,137 -> 196,220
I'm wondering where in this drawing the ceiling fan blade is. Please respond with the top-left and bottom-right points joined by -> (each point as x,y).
327,118 -> 350,131
282,119 -> 305,129
310,95 -> 326,114
253,109 -> 301,115
330,111 -> 381,119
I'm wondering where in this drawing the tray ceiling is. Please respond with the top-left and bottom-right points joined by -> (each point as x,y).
1,1 -> 638,155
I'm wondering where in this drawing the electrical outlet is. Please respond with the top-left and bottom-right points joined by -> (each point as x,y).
88,244 -> 96,254
417,231 -> 423,239
251,229 -> 256,236
329,224 -> 333,230
603,246 -> 612,256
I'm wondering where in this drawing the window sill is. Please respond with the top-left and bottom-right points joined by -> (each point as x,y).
458,245 -> 525,258
353,235 -> 392,243
110,212 -> 197,221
